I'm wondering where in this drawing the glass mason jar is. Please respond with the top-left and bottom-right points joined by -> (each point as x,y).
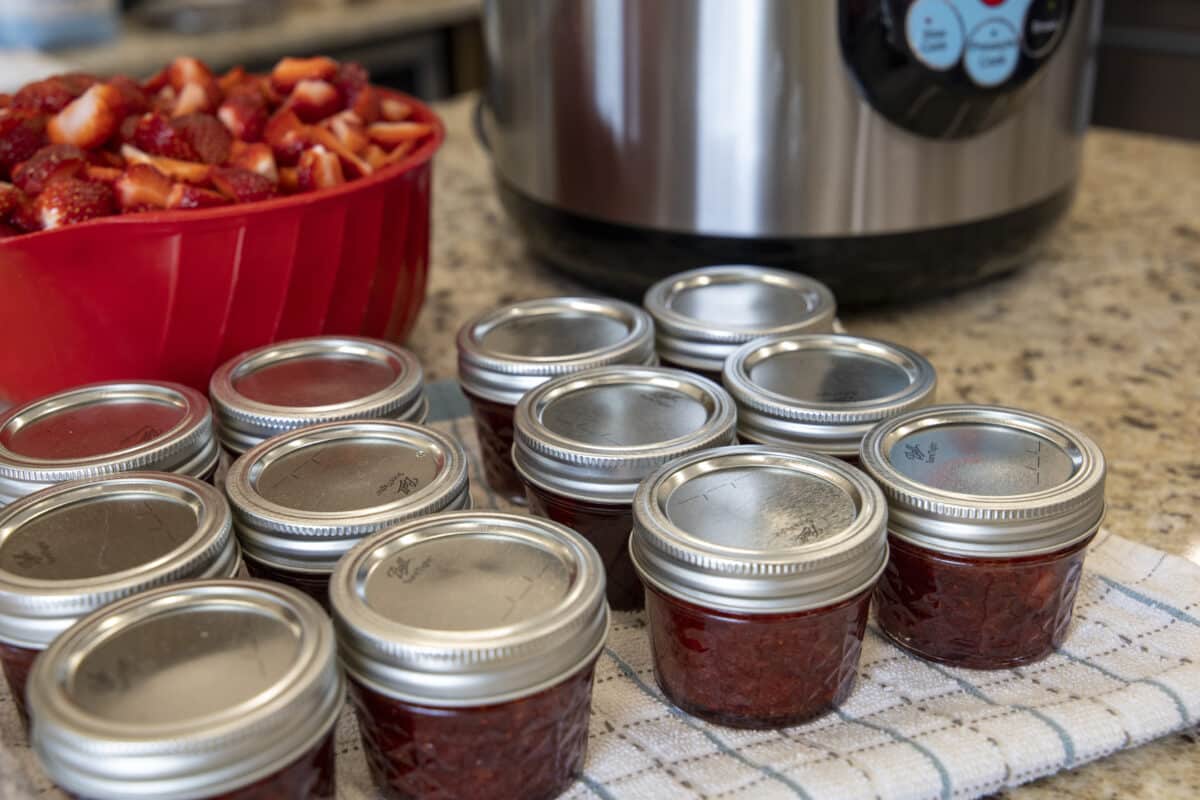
723,333 -> 937,463
225,420 -> 469,609
0,473 -> 241,727
631,445 -> 888,728
859,404 -> 1107,669
0,381 -> 220,506
209,336 -> 428,458
457,297 -> 656,503
330,511 -> 608,800
513,366 -> 737,611
26,580 -> 343,800
643,265 -> 837,379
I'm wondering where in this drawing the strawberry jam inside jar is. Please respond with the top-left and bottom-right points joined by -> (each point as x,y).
457,297 -> 656,503
513,366 -> 737,610
225,420 -> 469,609
0,473 -> 241,727
330,511 -> 609,800
0,381 -> 220,506
859,404 -> 1107,669
630,445 -> 888,728
643,265 -> 837,379
209,336 -> 429,458
26,580 -> 343,800
723,333 -> 937,463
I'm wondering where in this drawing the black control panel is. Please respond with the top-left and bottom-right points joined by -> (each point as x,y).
840,0 -> 1074,138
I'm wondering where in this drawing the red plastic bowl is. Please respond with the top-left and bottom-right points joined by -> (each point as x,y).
0,91 -> 443,405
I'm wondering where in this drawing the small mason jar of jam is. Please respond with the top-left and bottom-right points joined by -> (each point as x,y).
330,511 -> 608,800
225,420 -> 469,608
0,472 -> 242,727
630,445 -> 888,729
26,579 -> 343,800
513,366 -> 736,610
859,404 -> 1107,669
643,265 -> 837,379
723,333 -> 937,463
457,297 -> 656,503
0,381 -> 220,505
209,336 -> 428,457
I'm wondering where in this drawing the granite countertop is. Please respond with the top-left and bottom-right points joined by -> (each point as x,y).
410,95 -> 1200,799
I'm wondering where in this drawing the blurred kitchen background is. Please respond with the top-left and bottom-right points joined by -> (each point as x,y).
1,0 -> 1197,140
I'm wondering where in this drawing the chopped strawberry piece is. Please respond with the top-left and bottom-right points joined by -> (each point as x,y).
229,142 -> 278,182
172,113 -> 232,164
34,176 -> 115,229
88,149 -> 125,169
166,57 -> 215,91
367,121 -> 433,149
47,84 -> 125,149
117,114 -> 141,144
131,112 -> 194,161
84,165 -> 122,184
121,145 -> 211,184
296,146 -> 344,191
277,166 -> 299,194
0,222 -> 21,238
12,74 -> 97,115
166,183 -> 230,209
285,80 -> 341,123
0,114 -> 46,176
218,90 -> 269,142
322,111 -> 368,153
0,95 -> 11,110
264,109 -> 308,166
333,62 -> 380,123
218,66 -> 250,94
151,86 -> 178,114
142,68 -> 170,94
270,56 -> 338,94
115,163 -> 173,210
364,143 -> 389,171
12,144 -> 87,194
306,126 -> 371,179
379,97 -> 412,122
10,195 -> 41,232
211,166 -> 277,203
106,76 -> 149,118
172,82 -> 218,117
0,182 -> 24,219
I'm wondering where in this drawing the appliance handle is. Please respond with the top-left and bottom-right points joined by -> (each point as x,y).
473,98 -> 492,154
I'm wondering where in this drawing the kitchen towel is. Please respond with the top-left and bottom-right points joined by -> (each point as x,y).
2,383 -> 1198,800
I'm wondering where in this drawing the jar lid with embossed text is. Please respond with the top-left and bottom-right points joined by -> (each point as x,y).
225,420 -> 470,573
0,382 -> 219,506
331,511 -> 608,705
210,336 -> 428,455
630,445 -> 889,614
512,366 -> 737,504
0,473 -> 240,649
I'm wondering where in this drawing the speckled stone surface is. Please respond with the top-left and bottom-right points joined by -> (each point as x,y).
410,95 -> 1200,798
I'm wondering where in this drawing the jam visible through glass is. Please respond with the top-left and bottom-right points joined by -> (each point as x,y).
524,483 -> 641,611
874,533 -> 1093,669
462,390 -> 526,504
0,639 -> 37,728
350,663 -> 596,800
243,558 -> 332,612
644,586 -> 871,729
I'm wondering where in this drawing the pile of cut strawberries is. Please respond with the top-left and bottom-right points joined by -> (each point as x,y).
0,56 -> 433,236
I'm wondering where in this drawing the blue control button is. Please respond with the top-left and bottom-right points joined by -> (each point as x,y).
964,18 -> 1020,87
905,0 -> 966,71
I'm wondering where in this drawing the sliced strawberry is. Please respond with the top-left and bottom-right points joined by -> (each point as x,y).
285,80 -> 341,123
211,166 -> 276,203
218,66 -> 250,94
367,121 -> 433,149
166,183 -> 230,209
84,165 -> 122,185
277,167 -> 299,194
151,86 -> 178,114
271,56 -> 338,94
106,76 -> 149,118
229,142 -> 278,182
12,74 -> 97,115
0,95 -> 11,110
34,176 -> 115,229
172,113 -> 232,164
121,145 -> 211,184
0,222 -> 21,238
114,163 -> 173,210
333,62 -> 379,123
117,113 -> 141,144
0,182 -> 23,219
47,83 -> 124,149
142,68 -> 170,94
364,143 -> 389,171
218,89 -> 269,142
132,112 -> 195,161
322,111 -> 368,153
166,57 -> 215,91
296,146 -> 345,191
379,97 -> 412,122
12,144 -> 87,194
0,114 -> 46,176
88,149 -> 125,169
172,82 -> 218,117
264,109 -> 308,166
10,195 -> 41,232
306,126 -> 371,179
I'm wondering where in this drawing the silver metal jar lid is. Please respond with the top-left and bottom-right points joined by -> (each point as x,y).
27,580 -> 343,800
457,296 -> 657,405
630,445 -> 888,614
724,334 -> 938,455
0,381 -> 218,506
330,511 -> 608,707
0,472 -> 240,649
643,266 -> 837,373
859,404 -> 1107,557
225,420 -> 470,572
209,336 -> 428,455
512,366 -> 738,504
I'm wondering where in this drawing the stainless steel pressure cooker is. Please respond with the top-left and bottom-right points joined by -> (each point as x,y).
480,0 -> 1099,304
